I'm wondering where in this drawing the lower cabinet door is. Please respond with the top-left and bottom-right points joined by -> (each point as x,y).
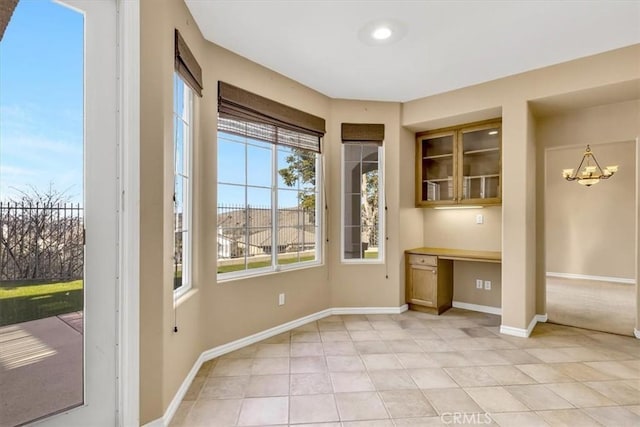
409,265 -> 437,307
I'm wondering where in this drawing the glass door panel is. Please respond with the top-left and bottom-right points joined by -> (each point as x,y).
420,134 -> 455,202
460,126 -> 501,201
0,2 -> 85,425
0,1 -> 120,425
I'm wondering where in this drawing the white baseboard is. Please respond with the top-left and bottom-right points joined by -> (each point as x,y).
332,304 -> 408,315
634,328 -> 640,339
152,304 -> 407,427
500,315 -> 539,338
547,272 -> 635,285
452,301 -> 502,316
201,309 -> 332,361
536,313 -> 548,323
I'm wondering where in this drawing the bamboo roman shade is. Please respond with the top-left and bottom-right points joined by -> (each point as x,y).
341,123 -> 385,145
175,29 -> 203,97
218,81 -> 326,153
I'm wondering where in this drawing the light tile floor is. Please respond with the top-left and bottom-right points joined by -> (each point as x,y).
170,308 -> 640,427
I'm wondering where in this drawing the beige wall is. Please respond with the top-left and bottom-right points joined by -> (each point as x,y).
140,0 -> 334,423
199,41 -> 332,349
403,44 -> 640,331
537,100 -> 639,321
399,126 -> 425,304
545,140 -> 636,278
453,262 -> 502,308
422,207 -> 501,251
140,0 -> 640,420
327,100 -> 404,308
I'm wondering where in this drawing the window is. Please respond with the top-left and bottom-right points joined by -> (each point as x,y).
172,29 -> 201,297
341,123 -> 385,262
173,74 -> 193,295
216,82 -> 325,279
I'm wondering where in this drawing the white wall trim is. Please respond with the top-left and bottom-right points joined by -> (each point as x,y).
148,305 -> 406,427
452,301 -> 502,315
547,272 -> 635,285
117,0 -> 140,426
536,313 -> 548,323
634,328 -> 640,339
500,315 -> 539,338
332,305 -> 408,315
201,309 -> 332,361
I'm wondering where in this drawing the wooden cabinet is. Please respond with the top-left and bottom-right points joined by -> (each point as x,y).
416,119 -> 502,207
405,253 -> 453,314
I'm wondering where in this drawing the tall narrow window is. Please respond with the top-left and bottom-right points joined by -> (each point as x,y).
173,74 -> 192,295
341,123 -> 384,262
217,82 -> 325,279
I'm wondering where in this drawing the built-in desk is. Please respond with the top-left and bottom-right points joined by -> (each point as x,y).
405,247 -> 502,314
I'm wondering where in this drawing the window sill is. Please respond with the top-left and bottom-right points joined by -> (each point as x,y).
174,286 -> 197,305
340,259 -> 385,265
217,261 -> 324,284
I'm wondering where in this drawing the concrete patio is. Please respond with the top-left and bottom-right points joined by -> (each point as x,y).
0,312 -> 83,426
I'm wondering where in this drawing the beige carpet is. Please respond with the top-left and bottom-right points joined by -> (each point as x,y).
546,276 -> 636,336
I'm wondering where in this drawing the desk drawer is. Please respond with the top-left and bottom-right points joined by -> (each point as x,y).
408,254 -> 437,266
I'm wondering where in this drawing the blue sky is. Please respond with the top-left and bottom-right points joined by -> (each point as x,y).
0,1 -> 311,208
217,133 -> 316,208
0,0 -> 83,202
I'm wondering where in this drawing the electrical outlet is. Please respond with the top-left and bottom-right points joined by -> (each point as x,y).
476,214 -> 484,224
278,293 -> 285,306
484,280 -> 491,290
476,279 -> 483,289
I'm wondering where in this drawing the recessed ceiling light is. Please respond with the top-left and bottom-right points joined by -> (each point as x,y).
358,19 -> 407,46
372,27 -> 392,40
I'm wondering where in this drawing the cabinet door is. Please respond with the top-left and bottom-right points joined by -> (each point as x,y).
416,132 -> 456,205
459,122 -> 501,204
409,265 -> 437,307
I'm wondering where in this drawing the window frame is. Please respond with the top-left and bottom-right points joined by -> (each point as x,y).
173,73 -> 193,299
340,142 -> 385,264
216,125 -> 323,282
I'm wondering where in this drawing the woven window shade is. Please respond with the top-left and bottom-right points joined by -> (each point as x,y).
218,82 -> 325,137
341,123 -> 385,145
218,81 -> 325,152
175,29 -> 203,97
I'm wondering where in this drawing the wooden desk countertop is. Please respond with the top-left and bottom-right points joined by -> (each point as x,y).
406,247 -> 501,263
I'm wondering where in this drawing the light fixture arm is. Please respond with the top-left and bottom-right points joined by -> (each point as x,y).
562,145 -> 618,187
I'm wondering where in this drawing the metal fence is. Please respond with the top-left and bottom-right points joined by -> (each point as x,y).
0,202 -> 84,282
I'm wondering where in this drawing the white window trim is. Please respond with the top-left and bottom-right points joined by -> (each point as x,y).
173,75 -> 193,299
217,139 -> 323,281
340,143 -> 385,264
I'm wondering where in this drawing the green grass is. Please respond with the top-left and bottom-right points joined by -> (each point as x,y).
0,280 -> 83,299
218,256 -> 315,274
0,280 -> 84,326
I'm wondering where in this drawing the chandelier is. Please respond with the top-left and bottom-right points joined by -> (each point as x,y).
562,145 -> 618,187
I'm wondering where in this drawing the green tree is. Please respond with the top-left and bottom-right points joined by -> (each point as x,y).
361,170 -> 379,246
278,149 -> 380,248
278,149 -> 316,211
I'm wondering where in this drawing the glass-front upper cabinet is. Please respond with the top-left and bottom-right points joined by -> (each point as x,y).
418,131 -> 455,203
415,119 -> 501,207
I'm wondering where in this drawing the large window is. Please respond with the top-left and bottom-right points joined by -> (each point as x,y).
173,74 -> 192,295
340,123 -> 385,262
216,82 -> 325,279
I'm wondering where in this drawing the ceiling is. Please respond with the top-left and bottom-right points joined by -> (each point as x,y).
185,1 -> 640,103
